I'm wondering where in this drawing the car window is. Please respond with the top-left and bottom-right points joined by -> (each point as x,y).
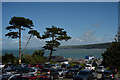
98,67 -> 103,69
42,69 -> 49,72
17,77 -> 30,80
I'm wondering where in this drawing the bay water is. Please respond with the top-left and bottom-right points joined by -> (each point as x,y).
2,49 -> 106,59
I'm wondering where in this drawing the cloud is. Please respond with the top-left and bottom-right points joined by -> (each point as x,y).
92,23 -> 101,27
92,21 -> 104,27
2,35 -> 45,49
61,29 -> 112,46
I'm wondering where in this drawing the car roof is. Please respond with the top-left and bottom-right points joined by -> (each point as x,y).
18,75 -> 48,78
58,68 -> 66,69
81,69 -> 92,72
104,70 -> 112,73
98,66 -> 104,67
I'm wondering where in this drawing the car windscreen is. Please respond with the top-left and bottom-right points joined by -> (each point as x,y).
58,69 -> 62,71
42,69 -> 49,72
29,69 -> 35,72
86,65 -> 91,67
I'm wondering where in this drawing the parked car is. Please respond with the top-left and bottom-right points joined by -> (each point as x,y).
50,69 -> 59,79
72,65 -> 82,70
41,68 -> 51,75
44,64 -> 52,68
28,68 -> 38,75
8,73 -> 21,80
57,68 -> 68,76
13,66 -> 31,73
17,74 -> 51,80
73,69 -> 94,80
61,64 -> 71,69
96,66 -> 105,72
51,64 -> 60,69
102,70 -> 115,80
4,66 -> 16,74
66,69 -> 79,78
29,64 -> 36,67
85,64 -> 95,70
2,74 -> 12,80
109,67 -> 118,74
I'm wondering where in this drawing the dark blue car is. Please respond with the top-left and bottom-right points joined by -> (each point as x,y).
73,69 -> 94,80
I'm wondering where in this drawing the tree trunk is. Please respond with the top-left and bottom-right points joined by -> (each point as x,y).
49,49 -> 53,61
19,28 -> 21,64
49,37 -> 54,61
22,34 -> 32,57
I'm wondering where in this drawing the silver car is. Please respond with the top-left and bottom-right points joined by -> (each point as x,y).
58,68 -> 68,76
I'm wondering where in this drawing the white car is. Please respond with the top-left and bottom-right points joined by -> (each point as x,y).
96,66 -> 105,72
85,64 -> 95,70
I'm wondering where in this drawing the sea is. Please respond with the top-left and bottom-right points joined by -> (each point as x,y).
2,49 -> 106,59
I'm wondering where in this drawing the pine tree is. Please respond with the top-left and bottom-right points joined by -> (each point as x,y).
41,26 -> 71,60
5,16 -> 33,64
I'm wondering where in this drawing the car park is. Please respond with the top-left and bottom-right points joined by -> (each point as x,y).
73,69 -> 94,80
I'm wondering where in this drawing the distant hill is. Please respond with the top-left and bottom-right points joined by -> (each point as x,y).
59,42 -> 112,49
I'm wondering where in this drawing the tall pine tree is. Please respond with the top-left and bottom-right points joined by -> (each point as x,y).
5,16 -> 34,64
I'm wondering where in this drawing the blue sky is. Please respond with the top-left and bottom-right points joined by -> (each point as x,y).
2,2 -> 118,49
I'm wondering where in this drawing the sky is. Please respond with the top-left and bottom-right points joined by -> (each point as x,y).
2,2 -> 119,49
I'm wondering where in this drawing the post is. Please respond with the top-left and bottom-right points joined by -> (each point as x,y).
19,28 -> 21,64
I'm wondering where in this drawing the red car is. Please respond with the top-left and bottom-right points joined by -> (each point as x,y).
29,64 -> 36,67
36,64 -> 43,68
17,75 -> 51,80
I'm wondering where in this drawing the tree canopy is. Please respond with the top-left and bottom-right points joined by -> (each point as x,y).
41,26 -> 71,60
102,39 -> 120,69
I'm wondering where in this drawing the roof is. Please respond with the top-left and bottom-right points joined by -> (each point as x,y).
81,69 -> 92,72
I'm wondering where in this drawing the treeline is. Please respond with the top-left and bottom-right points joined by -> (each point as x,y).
59,42 -> 112,49
2,50 -> 47,65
